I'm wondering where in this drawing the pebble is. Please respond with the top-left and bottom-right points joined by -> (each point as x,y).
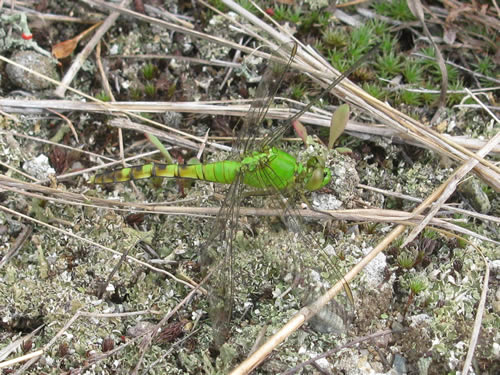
393,353 -> 407,374
457,178 -> 491,214
6,50 -> 58,90
22,154 -> 55,180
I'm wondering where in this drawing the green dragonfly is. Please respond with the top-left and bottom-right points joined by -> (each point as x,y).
93,43 -> 370,347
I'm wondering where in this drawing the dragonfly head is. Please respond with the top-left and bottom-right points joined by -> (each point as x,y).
304,157 -> 332,191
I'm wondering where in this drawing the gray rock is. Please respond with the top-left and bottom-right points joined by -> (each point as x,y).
22,154 -> 55,180
6,50 -> 58,90
393,353 -> 407,374
458,177 -> 491,214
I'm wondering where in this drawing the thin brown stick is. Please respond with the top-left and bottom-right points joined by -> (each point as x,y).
45,108 -> 79,142
0,224 -> 32,268
2,100 -> 498,156
112,54 -> 241,68
462,248 -> 489,375
0,159 -> 39,182
142,2 -> 194,29
54,0 -> 131,97
2,130 -> 116,162
1,1 -> 102,23
95,41 -> 114,101
0,174 -> 496,244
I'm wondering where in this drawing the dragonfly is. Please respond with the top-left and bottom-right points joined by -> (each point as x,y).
93,42 -> 373,348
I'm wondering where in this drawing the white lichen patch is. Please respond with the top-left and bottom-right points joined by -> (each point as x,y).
360,247 -> 387,285
22,154 -> 56,180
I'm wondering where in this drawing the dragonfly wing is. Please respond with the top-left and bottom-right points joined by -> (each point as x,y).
254,163 -> 353,332
202,43 -> 297,347
260,44 -> 379,149
233,42 -> 297,156
201,172 -> 246,348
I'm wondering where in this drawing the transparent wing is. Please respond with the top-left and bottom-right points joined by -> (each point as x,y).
232,42 -> 297,156
200,171 -> 247,348
201,43 -> 298,347
200,42 -> 375,346
252,162 -> 353,331
260,44 -> 379,150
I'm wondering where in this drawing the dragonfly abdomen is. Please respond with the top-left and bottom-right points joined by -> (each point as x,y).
92,161 -> 241,185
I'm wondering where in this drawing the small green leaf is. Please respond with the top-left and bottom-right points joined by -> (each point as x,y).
145,133 -> 173,164
328,104 -> 349,149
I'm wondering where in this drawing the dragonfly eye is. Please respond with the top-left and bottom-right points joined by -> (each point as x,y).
305,167 -> 328,191
304,156 -> 331,191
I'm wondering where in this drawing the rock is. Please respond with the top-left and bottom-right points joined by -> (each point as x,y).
22,154 -> 55,180
393,353 -> 407,374
457,178 -> 491,214
6,50 -> 58,90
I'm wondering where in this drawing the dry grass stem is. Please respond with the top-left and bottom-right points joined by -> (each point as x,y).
2,0 -> 102,23
358,184 -> 500,224
462,250 -> 490,375
0,159 -> 39,182
0,224 -> 32,268
45,108 -> 78,141
1,99 -> 498,155
54,0 -> 131,97
0,175 -> 497,246
1,130 -> 117,162
111,53 -> 241,68
0,350 -> 43,370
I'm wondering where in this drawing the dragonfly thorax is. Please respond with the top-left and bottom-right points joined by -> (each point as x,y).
239,147 -> 331,192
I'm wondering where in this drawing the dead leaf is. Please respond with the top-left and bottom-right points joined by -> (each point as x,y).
52,21 -> 102,59
292,120 -> 308,145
